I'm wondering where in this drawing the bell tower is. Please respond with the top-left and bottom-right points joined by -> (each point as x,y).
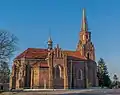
47,36 -> 53,50
76,8 -> 95,61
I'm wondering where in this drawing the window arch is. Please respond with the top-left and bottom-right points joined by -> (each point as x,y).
87,52 -> 90,59
54,65 -> 62,79
78,69 -> 83,80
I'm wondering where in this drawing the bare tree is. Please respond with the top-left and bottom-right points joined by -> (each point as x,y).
0,30 -> 18,84
0,61 -> 10,83
0,30 -> 18,62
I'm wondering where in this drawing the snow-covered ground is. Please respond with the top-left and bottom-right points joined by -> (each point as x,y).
1,88 -> 120,95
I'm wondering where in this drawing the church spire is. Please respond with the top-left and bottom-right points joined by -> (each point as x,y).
47,28 -> 53,50
81,8 -> 88,31
76,8 -> 95,60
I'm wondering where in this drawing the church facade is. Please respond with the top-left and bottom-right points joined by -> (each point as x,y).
10,9 -> 98,89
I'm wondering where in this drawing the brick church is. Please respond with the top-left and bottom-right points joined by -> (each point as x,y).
10,9 -> 98,89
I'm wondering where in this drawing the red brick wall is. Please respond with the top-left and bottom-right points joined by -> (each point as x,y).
39,67 -> 49,89
67,60 -> 85,88
87,61 -> 97,87
67,60 -> 97,88
53,58 -> 64,89
73,61 -> 85,88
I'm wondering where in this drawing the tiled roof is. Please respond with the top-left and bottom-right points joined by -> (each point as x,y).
15,48 -> 48,59
15,48 -> 86,60
63,50 -> 86,60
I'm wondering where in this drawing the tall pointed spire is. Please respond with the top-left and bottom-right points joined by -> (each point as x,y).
81,8 -> 88,31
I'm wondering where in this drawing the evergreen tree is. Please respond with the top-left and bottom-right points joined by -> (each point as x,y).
113,74 -> 118,82
113,74 -> 118,88
0,61 -> 10,83
97,58 -> 111,88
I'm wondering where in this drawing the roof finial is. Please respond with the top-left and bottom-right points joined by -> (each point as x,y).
47,28 -> 53,50
48,28 -> 52,42
81,8 -> 88,31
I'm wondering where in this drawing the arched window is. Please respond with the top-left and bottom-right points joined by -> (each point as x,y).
78,69 -> 83,80
0,85 -> 3,90
87,53 -> 90,59
54,65 -> 62,79
83,35 -> 85,40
